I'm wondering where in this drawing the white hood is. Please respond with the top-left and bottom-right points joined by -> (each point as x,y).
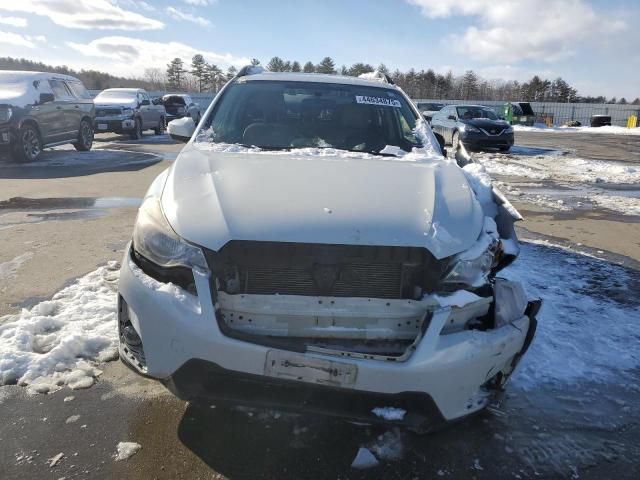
93,97 -> 137,108
161,146 -> 484,259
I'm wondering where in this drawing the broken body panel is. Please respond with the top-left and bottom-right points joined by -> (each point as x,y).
118,73 -> 538,429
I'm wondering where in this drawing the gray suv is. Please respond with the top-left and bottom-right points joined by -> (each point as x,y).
0,71 -> 95,162
94,88 -> 166,139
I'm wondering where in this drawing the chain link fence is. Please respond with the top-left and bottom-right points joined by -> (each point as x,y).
414,98 -> 640,127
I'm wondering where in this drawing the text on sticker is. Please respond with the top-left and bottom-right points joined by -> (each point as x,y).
355,96 -> 401,107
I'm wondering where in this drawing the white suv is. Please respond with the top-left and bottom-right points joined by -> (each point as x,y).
118,67 -> 539,431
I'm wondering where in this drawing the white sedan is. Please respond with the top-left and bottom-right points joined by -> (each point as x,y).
118,67 -> 539,431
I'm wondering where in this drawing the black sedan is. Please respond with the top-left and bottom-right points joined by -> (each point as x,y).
430,104 -> 514,152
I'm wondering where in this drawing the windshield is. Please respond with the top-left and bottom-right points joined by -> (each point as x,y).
456,106 -> 498,120
95,90 -> 136,100
198,80 -> 421,154
418,103 -> 444,111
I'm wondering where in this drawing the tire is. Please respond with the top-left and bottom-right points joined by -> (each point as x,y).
12,123 -> 42,162
499,146 -> 510,152
154,117 -> 165,135
452,130 -> 460,149
130,117 -> 143,140
73,119 -> 94,151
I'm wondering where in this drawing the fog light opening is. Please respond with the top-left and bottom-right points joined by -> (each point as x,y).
118,296 -> 148,373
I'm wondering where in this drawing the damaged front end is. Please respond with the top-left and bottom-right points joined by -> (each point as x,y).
204,159 -> 538,387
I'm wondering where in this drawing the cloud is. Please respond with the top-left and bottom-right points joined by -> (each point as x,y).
0,0 -> 163,30
166,7 -> 211,27
113,0 -> 156,12
181,0 -> 213,5
0,30 -> 45,48
407,0 -> 626,62
0,16 -> 28,27
66,36 -> 250,77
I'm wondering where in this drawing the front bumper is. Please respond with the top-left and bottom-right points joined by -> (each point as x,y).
0,125 -> 16,148
118,248 -> 536,424
460,131 -> 514,149
94,116 -> 135,133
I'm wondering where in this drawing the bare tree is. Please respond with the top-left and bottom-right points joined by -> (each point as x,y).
143,68 -> 166,90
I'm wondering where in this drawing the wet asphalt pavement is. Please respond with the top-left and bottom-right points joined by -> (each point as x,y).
1,131 -> 640,479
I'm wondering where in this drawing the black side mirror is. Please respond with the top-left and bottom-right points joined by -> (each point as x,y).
448,115 -> 456,121
39,92 -> 55,104
140,99 -> 150,106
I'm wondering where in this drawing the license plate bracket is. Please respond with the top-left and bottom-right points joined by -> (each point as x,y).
265,350 -> 357,387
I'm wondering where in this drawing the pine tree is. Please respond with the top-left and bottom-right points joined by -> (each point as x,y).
302,61 -> 315,73
267,56 -> 287,72
632,98 -> 640,105
226,65 -> 237,81
291,61 -> 301,72
166,57 -> 185,90
618,97 -> 627,105
316,57 -> 336,74
347,63 -> 374,76
191,54 -> 206,92
204,63 -> 222,92
377,63 -> 389,75
250,58 -> 261,65
460,70 -> 479,100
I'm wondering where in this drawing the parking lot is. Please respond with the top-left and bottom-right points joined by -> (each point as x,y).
1,131 -> 639,479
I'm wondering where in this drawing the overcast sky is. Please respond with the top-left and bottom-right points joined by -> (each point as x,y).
0,0 -> 637,99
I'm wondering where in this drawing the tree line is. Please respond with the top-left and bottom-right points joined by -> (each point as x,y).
0,57 -> 155,91
157,55 -> 638,105
1,55 -> 637,105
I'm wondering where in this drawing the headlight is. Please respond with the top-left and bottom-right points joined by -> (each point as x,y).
505,126 -> 514,133
122,108 -> 134,117
461,124 -> 480,133
132,197 -> 208,271
443,238 -> 500,288
0,107 -> 12,123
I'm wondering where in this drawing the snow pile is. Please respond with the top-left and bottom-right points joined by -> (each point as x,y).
0,262 -> 120,394
505,241 -> 640,388
114,442 -> 141,461
351,447 -> 379,469
514,125 -> 640,136
351,430 -> 404,469
371,407 -> 406,421
476,151 -> 640,186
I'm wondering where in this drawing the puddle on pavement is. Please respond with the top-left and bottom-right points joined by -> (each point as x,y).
0,196 -> 141,227
0,196 -> 141,211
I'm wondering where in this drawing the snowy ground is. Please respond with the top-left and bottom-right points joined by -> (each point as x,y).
471,145 -> 640,216
514,124 -> 640,136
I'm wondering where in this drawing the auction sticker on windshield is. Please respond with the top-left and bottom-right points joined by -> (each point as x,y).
355,95 -> 401,107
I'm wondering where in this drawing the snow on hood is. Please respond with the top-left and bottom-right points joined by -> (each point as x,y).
161,145 -> 484,259
93,96 -> 138,108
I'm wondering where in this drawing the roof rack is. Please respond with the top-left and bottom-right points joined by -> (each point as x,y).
357,70 -> 395,85
236,65 -> 265,77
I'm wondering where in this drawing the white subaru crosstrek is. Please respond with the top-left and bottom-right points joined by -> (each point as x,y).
118,66 -> 539,431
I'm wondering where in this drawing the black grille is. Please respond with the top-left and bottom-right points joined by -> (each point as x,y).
207,241 -> 447,300
97,108 -> 122,116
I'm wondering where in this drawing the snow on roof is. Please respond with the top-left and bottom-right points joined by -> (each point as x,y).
0,70 -> 81,83
241,72 -> 398,90
100,88 -> 142,92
